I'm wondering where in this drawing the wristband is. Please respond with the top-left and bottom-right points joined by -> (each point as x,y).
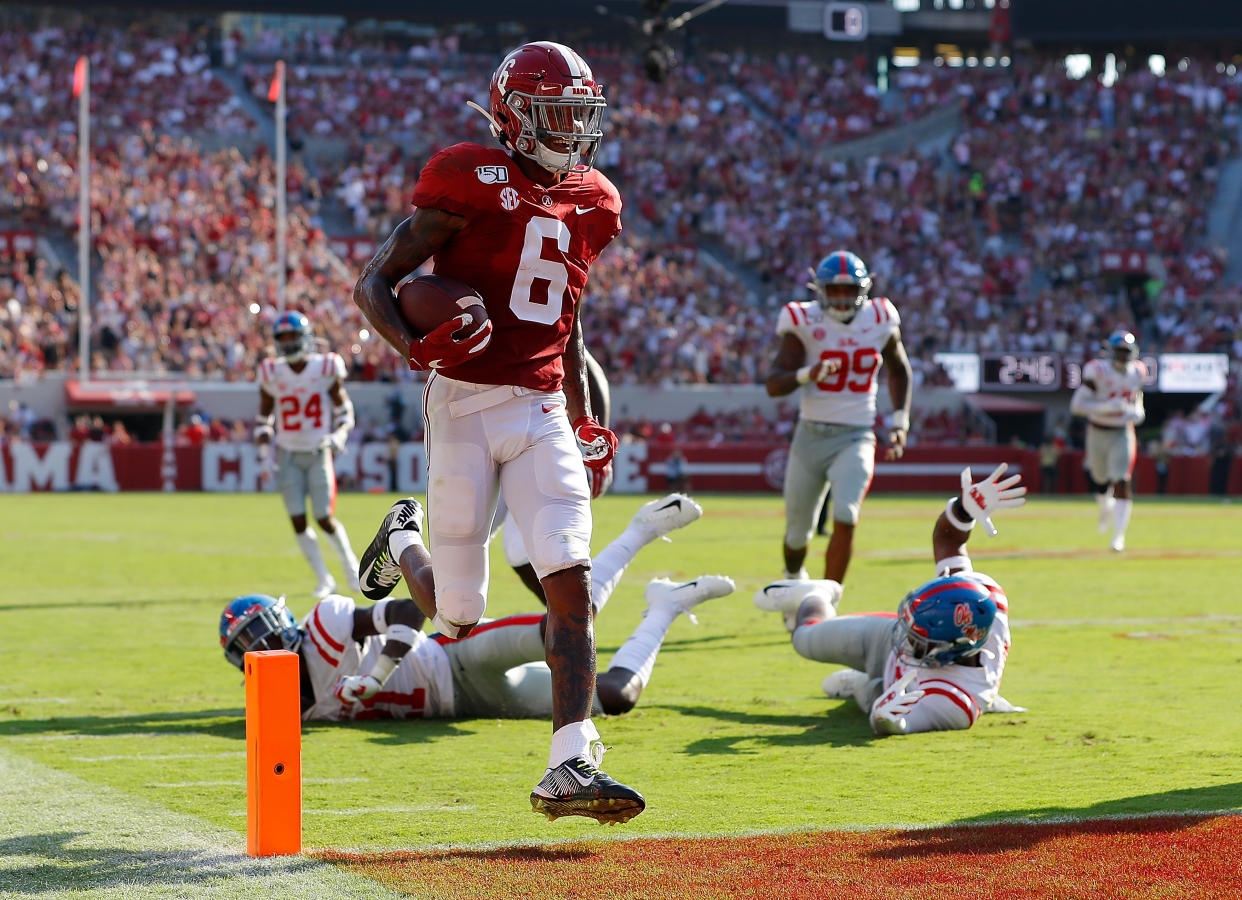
933,555 -> 973,576
945,497 -> 976,531
384,623 -> 417,647
254,413 -> 274,441
890,409 -> 910,431
795,365 -> 814,384
366,653 -> 398,687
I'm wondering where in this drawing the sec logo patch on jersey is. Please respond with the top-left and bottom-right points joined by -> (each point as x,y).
499,187 -> 520,211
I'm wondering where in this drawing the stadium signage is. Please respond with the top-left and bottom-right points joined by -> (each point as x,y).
1158,353 -> 1229,393
980,352 -> 1061,391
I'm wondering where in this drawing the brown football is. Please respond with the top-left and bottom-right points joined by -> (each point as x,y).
397,274 -> 488,339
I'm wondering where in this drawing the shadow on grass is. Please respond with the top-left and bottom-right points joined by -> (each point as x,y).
659,701 -> 877,753
0,706 -> 480,747
872,783 -> 1242,858
0,831 -> 323,895
0,709 -> 247,741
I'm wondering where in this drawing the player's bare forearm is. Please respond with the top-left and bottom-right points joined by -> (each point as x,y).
882,334 -> 913,460
883,334 -> 912,419
766,333 -> 808,397
562,311 -> 591,421
353,210 -> 464,356
932,501 -> 973,567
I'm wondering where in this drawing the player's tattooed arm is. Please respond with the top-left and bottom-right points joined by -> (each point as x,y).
353,209 -> 466,357
562,308 -> 592,422
881,331 -> 913,460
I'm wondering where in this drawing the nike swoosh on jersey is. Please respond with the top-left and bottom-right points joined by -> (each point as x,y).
574,205 -> 596,215
542,403 -> 558,413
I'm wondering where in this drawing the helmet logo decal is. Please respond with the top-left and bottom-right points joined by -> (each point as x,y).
496,56 -> 517,95
953,603 -> 973,627
499,187 -> 520,211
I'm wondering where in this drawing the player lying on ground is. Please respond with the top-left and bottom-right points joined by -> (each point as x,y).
221,493 -> 731,819
754,464 -> 1027,735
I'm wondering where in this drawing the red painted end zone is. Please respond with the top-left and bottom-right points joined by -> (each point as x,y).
315,813 -> 1242,900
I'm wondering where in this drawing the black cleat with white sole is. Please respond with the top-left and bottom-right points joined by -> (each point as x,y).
530,756 -> 645,825
357,498 -> 423,601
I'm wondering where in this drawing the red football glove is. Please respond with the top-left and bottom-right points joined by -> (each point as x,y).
407,314 -> 493,372
572,416 -> 617,470
588,460 -> 614,498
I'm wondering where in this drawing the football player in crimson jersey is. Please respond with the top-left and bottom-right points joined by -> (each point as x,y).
1070,330 -> 1147,552
255,311 -> 361,599
753,464 -> 1028,736
352,42 -> 637,822
765,251 -> 913,591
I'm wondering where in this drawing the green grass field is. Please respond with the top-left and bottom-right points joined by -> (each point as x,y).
2,491 -> 1240,898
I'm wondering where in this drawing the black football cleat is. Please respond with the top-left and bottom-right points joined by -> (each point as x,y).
357,498 -> 423,601
530,751 -> 645,825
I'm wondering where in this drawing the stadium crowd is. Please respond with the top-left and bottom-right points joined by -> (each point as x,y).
1,16 -> 1242,448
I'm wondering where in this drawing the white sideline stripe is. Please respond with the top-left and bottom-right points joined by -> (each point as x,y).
8,731 -> 199,741
675,462 -> 762,475
1013,614 -> 1242,628
73,751 -> 246,762
0,696 -> 76,703
0,746 -> 404,900
873,462 -> 990,476
151,778 -> 368,788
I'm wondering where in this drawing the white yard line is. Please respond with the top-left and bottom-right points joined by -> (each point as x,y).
149,778 -> 368,788
72,752 -> 246,762
1013,614 -> 1242,627
0,746 -> 402,900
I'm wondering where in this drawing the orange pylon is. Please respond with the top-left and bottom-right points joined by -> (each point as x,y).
245,649 -> 301,856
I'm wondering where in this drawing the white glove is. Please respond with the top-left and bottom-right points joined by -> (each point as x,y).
870,670 -> 924,735
959,463 -> 1028,537
325,429 -> 349,455
333,674 -> 381,704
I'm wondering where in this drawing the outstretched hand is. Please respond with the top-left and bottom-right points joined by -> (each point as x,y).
959,463 -> 1028,537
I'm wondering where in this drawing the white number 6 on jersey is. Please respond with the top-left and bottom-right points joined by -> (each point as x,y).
509,216 -> 571,325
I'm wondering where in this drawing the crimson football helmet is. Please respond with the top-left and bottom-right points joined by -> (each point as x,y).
485,41 -> 606,174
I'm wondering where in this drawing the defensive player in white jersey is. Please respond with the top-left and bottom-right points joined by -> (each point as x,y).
219,495 -> 732,734
255,311 -> 361,598
753,464 -> 1027,735
765,250 -> 912,590
1070,330 -> 1147,552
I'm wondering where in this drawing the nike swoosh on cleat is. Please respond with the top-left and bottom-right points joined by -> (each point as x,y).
762,586 -> 784,596
656,500 -> 682,511
673,581 -> 699,591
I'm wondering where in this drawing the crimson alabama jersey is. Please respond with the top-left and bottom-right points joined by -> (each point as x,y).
409,142 -> 622,391
1080,358 -> 1147,428
879,569 -> 1011,733
777,297 -> 901,427
257,352 -> 346,452
299,594 -> 455,721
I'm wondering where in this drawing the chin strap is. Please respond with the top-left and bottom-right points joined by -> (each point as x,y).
466,100 -> 503,139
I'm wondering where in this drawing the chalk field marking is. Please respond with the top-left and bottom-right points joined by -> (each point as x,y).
1014,614 -> 1242,628
0,697 -> 76,704
231,805 -> 474,816
73,751 -> 246,762
7,731 -> 199,741
151,778 -> 368,788
0,747 -> 403,900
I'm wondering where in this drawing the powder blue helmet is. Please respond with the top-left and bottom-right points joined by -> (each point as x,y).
1104,329 -> 1138,368
895,575 -> 998,667
273,311 -> 312,363
810,250 -> 872,322
219,594 -> 301,670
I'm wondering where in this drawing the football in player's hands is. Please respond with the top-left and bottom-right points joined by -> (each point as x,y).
398,274 -> 489,340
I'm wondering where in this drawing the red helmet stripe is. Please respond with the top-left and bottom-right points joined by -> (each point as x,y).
913,580 -> 985,604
